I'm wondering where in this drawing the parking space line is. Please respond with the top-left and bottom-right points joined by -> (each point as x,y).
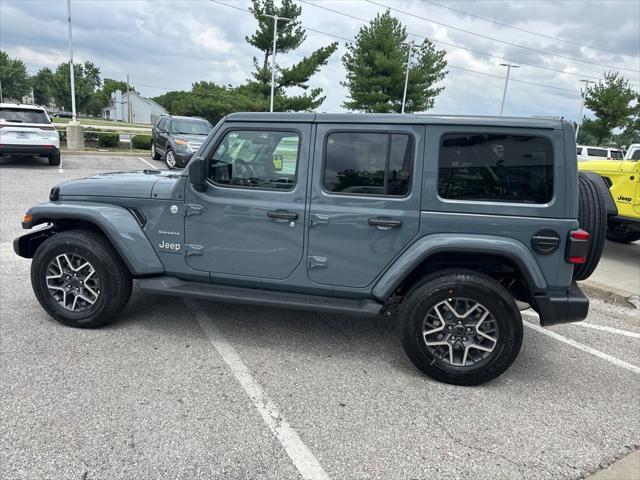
187,300 -> 331,480
137,157 -> 158,170
572,322 -> 640,339
523,320 -> 640,374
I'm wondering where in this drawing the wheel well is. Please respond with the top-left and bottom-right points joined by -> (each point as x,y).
394,252 -> 531,303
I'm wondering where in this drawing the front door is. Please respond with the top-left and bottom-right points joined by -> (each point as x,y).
184,123 -> 310,280
307,124 -> 424,288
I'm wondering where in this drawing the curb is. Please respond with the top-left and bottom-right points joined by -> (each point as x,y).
61,150 -> 151,157
579,281 -> 639,310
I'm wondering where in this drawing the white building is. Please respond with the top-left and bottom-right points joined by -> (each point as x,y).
103,90 -> 168,124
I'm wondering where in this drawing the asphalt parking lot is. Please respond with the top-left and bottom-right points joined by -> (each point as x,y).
1,154 -> 639,480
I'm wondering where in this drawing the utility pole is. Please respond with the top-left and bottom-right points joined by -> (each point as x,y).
499,63 -> 519,116
262,13 -> 292,113
0,79 -> 3,103
126,74 -> 132,123
401,41 -> 414,114
575,79 -> 595,140
66,0 -> 77,121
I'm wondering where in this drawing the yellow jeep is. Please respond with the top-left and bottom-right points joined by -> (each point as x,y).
578,143 -> 640,243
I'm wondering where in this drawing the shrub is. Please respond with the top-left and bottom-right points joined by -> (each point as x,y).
97,132 -> 120,148
132,134 -> 152,150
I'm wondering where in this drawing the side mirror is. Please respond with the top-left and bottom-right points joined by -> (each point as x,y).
189,156 -> 207,192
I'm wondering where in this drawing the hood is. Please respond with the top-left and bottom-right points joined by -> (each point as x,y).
58,170 -> 181,198
173,133 -> 208,143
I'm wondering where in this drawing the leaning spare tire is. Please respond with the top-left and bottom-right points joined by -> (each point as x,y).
573,173 -> 607,281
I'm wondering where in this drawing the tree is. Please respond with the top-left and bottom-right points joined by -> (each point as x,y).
342,11 -> 447,113
244,0 -> 338,111
85,78 -> 134,116
0,51 -> 30,101
31,67 -> 55,106
578,118 -> 609,145
584,72 -> 637,143
51,61 -> 101,113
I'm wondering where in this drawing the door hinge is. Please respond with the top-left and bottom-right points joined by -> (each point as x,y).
184,204 -> 204,217
310,213 -> 330,228
185,244 -> 204,257
308,255 -> 328,269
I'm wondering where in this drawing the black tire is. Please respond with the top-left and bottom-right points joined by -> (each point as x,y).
398,270 -> 523,386
573,173 -> 607,281
151,141 -> 161,160
48,153 -> 61,166
31,230 -> 132,328
606,222 -> 640,243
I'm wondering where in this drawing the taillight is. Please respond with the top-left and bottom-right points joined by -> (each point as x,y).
566,229 -> 589,264
40,125 -> 55,131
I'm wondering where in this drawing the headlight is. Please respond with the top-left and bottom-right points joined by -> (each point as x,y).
174,139 -> 193,152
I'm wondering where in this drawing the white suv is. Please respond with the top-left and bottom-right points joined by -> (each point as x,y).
576,145 -> 624,161
0,103 -> 60,166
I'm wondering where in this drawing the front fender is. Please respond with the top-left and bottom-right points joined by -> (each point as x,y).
372,234 -> 547,301
21,201 -> 164,276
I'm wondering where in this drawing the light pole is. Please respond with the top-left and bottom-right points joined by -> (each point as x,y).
575,79 -> 595,140
66,0 -> 77,121
401,41 -> 414,114
499,63 -> 519,116
262,13 -> 292,113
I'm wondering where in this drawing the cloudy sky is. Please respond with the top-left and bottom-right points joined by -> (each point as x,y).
1,0 -> 638,121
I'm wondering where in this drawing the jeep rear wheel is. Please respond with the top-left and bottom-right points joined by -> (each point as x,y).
606,222 -> 640,244
398,270 -> 523,386
573,173 -> 607,281
31,230 -> 132,328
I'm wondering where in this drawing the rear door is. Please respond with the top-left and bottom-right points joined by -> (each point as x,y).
307,123 -> 424,288
0,107 -> 56,145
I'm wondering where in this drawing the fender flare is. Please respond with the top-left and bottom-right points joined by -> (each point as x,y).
21,201 -> 164,276
372,234 -> 547,301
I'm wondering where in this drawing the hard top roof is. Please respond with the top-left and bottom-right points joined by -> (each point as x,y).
225,112 -> 564,129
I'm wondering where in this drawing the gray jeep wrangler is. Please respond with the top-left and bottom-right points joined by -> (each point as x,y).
14,113 -> 606,385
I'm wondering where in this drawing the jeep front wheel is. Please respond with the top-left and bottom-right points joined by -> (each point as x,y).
398,271 -> 523,386
31,230 -> 132,328
606,221 -> 640,244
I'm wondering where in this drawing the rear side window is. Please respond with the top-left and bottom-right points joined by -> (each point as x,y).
587,148 -> 607,157
0,108 -> 49,124
438,133 -> 554,204
610,150 -> 623,160
323,132 -> 412,196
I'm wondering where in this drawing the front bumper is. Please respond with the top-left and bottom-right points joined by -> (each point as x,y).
0,144 -> 60,156
531,283 -> 589,327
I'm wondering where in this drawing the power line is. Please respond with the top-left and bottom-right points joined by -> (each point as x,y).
298,0 -> 603,81
419,0 -> 638,59
210,0 -> 583,97
366,0 -> 639,74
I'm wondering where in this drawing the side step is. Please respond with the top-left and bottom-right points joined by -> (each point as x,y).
138,277 -> 383,317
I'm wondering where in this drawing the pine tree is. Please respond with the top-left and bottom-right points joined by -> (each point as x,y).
243,0 -> 338,111
342,11 -> 447,113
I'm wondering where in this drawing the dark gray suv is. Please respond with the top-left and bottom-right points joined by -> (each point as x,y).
14,113 -> 608,385
151,115 -> 212,169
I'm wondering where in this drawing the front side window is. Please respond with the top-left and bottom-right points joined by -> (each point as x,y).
208,130 -> 299,190
438,133 -> 554,204
323,132 -> 412,196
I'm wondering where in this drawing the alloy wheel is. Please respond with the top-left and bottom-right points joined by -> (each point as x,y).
166,150 -> 176,169
422,297 -> 499,367
46,253 -> 100,312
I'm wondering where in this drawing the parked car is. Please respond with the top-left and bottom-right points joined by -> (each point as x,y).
14,113 -> 606,385
578,142 -> 640,243
0,103 -> 60,165
151,115 -> 212,169
576,145 -> 624,161
52,111 -> 74,119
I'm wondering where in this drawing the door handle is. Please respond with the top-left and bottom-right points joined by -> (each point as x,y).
267,210 -> 299,221
368,217 -> 402,229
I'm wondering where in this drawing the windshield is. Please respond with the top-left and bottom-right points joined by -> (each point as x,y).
0,108 -> 50,124
171,119 -> 212,135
